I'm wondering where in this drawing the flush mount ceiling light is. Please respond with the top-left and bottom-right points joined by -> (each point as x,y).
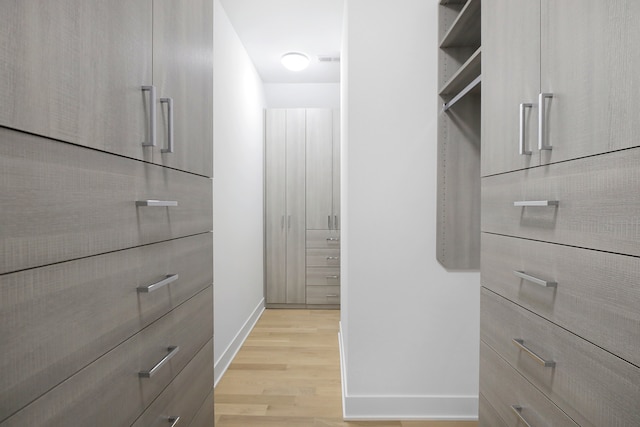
281,52 -> 310,71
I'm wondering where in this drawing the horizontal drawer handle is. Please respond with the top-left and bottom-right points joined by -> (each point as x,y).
512,339 -> 555,368
326,256 -> 340,260
139,346 -> 180,378
510,405 -> 532,427
136,200 -> 179,207
326,294 -> 339,298
513,200 -> 559,207
326,237 -> 340,242
513,271 -> 557,288
326,275 -> 340,279
168,416 -> 180,427
137,274 -> 179,293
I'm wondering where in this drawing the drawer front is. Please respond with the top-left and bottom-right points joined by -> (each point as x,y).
306,267 -> 340,286
481,147 -> 640,257
306,248 -> 340,267
480,341 -> 578,427
306,230 -> 340,249
481,288 -> 640,427
306,285 -> 340,305
189,388 -> 214,427
2,286 -> 213,427
132,339 -> 213,427
0,128 -> 212,274
478,394 -> 508,427
481,232 -> 640,367
0,233 -> 212,420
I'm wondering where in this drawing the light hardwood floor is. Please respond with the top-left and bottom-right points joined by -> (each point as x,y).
214,309 -> 477,427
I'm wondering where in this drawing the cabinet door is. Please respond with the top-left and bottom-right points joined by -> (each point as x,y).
306,109 -> 335,230
265,110 -> 287,304
152,0 -> 213,177
0,0 -> 152,161
285,110 -> 306,304
481,0 -> 540,176
332,109 -> 341,229
540,0 -> 640,165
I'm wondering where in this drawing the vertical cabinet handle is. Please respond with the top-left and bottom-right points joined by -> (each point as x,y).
281,215 -> 285,229
519,103 -> 533,155
137,274 -> 179,293
512,338 -> 556,367
167,416 -> 181,427
142,85 -> 157,147
510,406 -> 533,427
328,215 -> 332,229
138,346 -> 180,378
288,215 -> 292,229
334,215 -> 338,229
160,97 -> 175,153
538,93 -> 554,151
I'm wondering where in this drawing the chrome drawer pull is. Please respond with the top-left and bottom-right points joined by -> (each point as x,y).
137,274 -> 179,293
136,200 -> 179,207
326,275 -> 340,279
510,405 -> 533,427
519,103 -> 533,155
513,200 -> 559,207
160,97 -> 175,153
513,271 -> 557,288
326,256 -> 340,260
326,237 -> 340,242
168,416 -> 180,427
142,85 -> 157,147
334,215 -> 338,229
326,294 -> 339,297
538,92 -> 554,151
139,346 -> 180,378
512,339 -> 556,368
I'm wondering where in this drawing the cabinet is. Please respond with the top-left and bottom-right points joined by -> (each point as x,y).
480,1 -> 640,425
265,109 -> 306,305
436,0 -> 481,269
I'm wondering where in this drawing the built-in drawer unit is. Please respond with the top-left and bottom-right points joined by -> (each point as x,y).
0,127 -> 212,275
189,388 -> 215,427
306,248 -> 340,267
0,233 -> 212,420
481,147 -> 640,257
480,341 -> 578,427
481,232 -> 640,367
481,288 -> 640,427
306,285 -> 341,305
131,339 -> 213,427
1,286 -> 213,427
306,230 -> 341,249
306,267 -> 340,286
478,394 -> 508,427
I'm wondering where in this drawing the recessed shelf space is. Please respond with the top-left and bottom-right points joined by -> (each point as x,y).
439,47 -> 481,98
440,0 -> 481,48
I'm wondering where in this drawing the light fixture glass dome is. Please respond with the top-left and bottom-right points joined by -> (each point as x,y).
281,52 -> 310,71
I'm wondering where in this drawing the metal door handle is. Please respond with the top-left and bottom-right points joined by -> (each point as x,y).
510,406 -> 532,427
142,85 -> 156,147
334,215 -> 338,229
326,237 -> 340,242
288,215 -> 291,229
136,200 -> 179,207
326,275 -> 340,279
326,294 -> 339,298
160,97 -> 174,153
137,274 -> 179,293
513,200 -> 559,207
538,93 -> 554,150
328,215 -> 332,229
519,103 -> 533,155
512,339 -> 555,367
139,346 -> 180,378
326,256 -> 340,260
513,271 -> 557,288
168,417 -> 180,427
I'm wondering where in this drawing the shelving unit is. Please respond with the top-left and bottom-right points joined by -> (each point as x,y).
436,0 -> 481,270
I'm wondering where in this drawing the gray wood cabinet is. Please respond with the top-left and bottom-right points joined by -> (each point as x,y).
480,1 -> 640,424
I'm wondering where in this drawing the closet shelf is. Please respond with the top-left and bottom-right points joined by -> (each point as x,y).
439,0 -> 466,4
443,75 -> 480,111
440,0 -> 481,48
439,47 -> 481,98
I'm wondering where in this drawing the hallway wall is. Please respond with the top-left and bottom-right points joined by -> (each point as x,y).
213,0 -> 267,385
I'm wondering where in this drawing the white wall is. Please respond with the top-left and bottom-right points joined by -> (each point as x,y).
264,83 -> 340,108
213,0 -> 267,386
340,0 -> 480,420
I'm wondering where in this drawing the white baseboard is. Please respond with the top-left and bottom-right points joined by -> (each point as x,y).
338,322 -> 478,421
214,298 -> 265,387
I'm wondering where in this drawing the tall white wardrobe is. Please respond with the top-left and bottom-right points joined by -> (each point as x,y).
265,109 -> 341,308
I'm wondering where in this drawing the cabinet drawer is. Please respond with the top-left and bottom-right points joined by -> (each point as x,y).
0,128 -> 212,274
306,230 -> 340,249
132,339 -> 213,427
306,267 -> 340,286
0,233 -> 212,420
306,285 -> 340,305
478,394 -> 508,427
481,288 -> 640,427
189,387 -> 214,427
481,232 -> 640,367
481,147 -> 640,257
306,248 -> 340,267
480,341 -> 578,427
2,286 -> 213,427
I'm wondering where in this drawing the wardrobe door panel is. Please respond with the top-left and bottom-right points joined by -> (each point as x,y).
0,0 -> 152,161
306,109 -> 334,230
332,109 -> 341,229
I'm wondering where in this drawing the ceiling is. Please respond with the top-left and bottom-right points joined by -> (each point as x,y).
219,0 -> 344,84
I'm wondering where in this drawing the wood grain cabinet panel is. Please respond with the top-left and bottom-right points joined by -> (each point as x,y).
480,342 -> 578,427
131,339 -> 213,427
481,233 -> 640,367
306,230 -> 341,249
306,267 -> 340,287
481,147 -> 640,257
478,394 -> 508,427
0,128 -> 212,275
1,286 -> 213,427
189,388 -> 215,427
0,234 -> 212,420
306,248 -> 340,267
481,289 -> 640,427
306,285 -> 340,305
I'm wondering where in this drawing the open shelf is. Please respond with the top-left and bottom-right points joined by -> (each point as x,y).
439,47 -> 481,97
440,0 -> 481,48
